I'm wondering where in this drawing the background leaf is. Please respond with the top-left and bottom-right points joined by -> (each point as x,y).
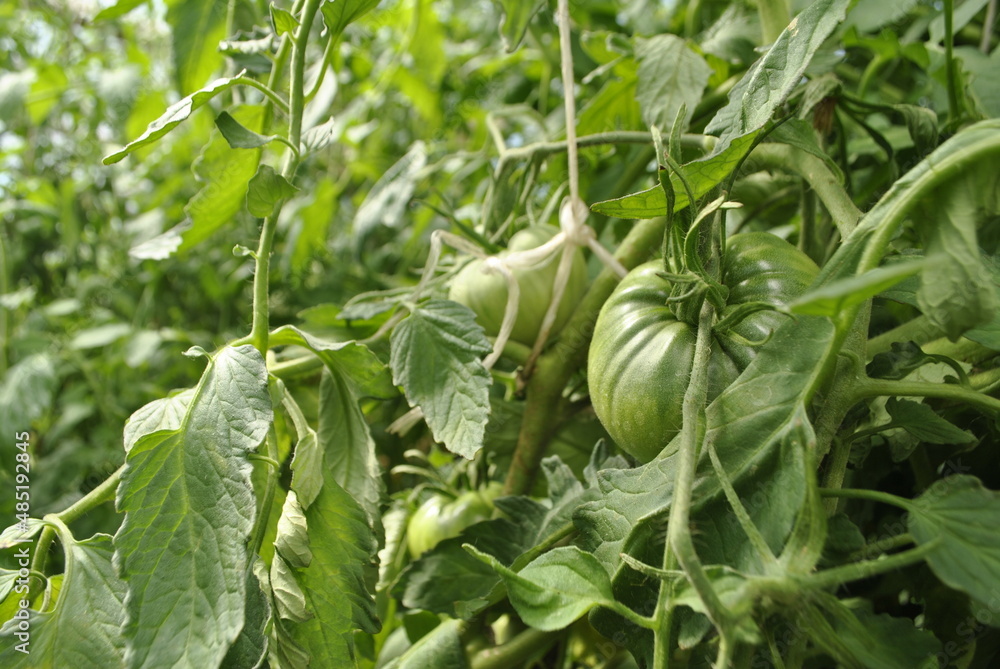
389,300 -> 492,459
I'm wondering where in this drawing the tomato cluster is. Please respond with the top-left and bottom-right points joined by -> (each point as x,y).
587,232 -> 819,462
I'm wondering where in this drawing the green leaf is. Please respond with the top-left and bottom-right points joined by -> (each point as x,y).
318,367 -> 385,529
389,300 -> 491,459
102,71 -> 247,164
913,157 -> 1000,339
491,0 -> 546,52
270,4 -> 300,36
353,141 -> 427,239
885,398 -> 976,445
114,345 -> 272,669
215,110 -> 276,149
166,0 -> 227,95
467,546 -> 616,631
909,476 -> 1000,617
275,491 -> 313,569
790,260 -> 924,317
286,477 -> 380,666
320,0 -> 380,41
284,388 -> 324,510
268,325 -> 397,399
247,164 -> 299,217
706,0 -> 851,154
68,322 -> 132,349
0,354 -> 56,432
0,519 -> 44,550
591,132 -> 758,219
635,35 -> 712,131
221,561 -> 270,669
381,619 -> 468,669
0,534 -> 126,667
122,389 -> 194,453
845,0 -> 919,33
809,594 -> 941,669
94,0 -> 150,21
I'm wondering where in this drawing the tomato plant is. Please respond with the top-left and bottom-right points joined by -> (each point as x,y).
3,0 -> 1000,668
588,232 -> 819,462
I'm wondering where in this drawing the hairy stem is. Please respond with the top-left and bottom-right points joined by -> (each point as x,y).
853,378 -> 1000,414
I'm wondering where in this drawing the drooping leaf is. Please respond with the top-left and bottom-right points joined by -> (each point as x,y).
275,491 -> 313,569
221,561 -> 270,669
247,164 -> 299,218
467,546 -> 616,631
634,35 -> 712,131
317,367 -> 384,528
103,71 -> 248,164
284,389 -> 324,510
913,157 -> 1000,340
908,476 -> 1000,619
0,534 -> 126,667
215,110 -> 276,149
286,477 -> 380,666
389,300 -> 491,459
113,345 -> 272,669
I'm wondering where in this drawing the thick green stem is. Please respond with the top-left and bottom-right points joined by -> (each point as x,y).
944,0 -> 962,124
746,144 -> 861,239
667,301 -> 730,627
503,216 -> 666,495
249,0 -> 320,355
470,628 -> 560,669
803,540 -> 938,591
853,378 -> 1000,414
866,315 -> 944,358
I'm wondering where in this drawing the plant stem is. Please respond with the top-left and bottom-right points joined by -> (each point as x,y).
237,75 -> 290,115
944,0 -> 962,124
667,300 -> 730,627
866,315 -> 944,358
747,144 -> 861,238
819,486 -> 912,511
803,540 -> 938,591
57,465 -> 123,524
853,378 -> 1000,414
249,0 -> 320,355
470,628 -> 560,669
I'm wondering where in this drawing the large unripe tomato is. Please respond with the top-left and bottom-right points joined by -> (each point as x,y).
587,232 -> 819,463
448,226 -> 588,347
406,482 -> 503,558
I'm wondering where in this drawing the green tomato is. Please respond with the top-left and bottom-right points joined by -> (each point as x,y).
587,232 -> 819,463
406,482 -> 503,558
448,226 -> 588,347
